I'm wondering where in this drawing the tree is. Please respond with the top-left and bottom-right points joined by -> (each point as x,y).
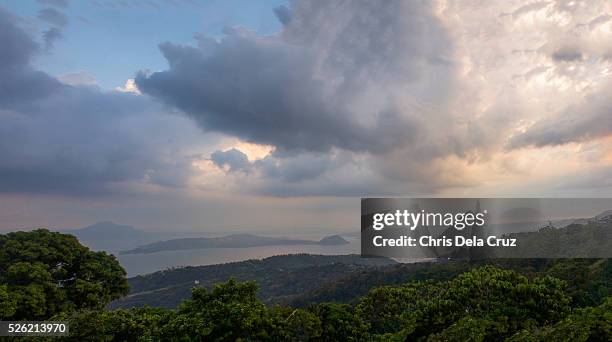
163,278 -> 271,341
309,302 -> 369,341
52,307 -> 174,342
0,284 -> 16,318
357,266 -> 572,340
0,229 -> 129,320
267,306 -> 322,341
355,281 -> 439,335
508,296 -> 612,342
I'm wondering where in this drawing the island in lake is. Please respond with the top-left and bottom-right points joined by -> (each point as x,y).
120,233 -> 349,254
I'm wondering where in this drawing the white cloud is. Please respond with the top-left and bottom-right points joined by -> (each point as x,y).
115,78 -> 141,94
195,0 -> 612,196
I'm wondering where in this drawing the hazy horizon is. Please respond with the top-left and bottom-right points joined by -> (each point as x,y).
1,0 -> 611,234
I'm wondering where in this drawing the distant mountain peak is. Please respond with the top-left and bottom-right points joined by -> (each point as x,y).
92,220 -> 118,226
66,221 -> 146,241
319,235 -> 349,245
83,221 -> 137,230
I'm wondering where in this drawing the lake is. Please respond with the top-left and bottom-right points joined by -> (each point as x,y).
116,237 -> 361,276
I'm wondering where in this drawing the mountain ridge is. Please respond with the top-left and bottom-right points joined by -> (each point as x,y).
61,221 -> 146,239
120,233 -> 349,254
109,253 -> 395,309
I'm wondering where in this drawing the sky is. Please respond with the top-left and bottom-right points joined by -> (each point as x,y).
0,0 -> 611,233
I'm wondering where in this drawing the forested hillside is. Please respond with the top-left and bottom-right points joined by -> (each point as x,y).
110,254 -> 395,309
111,218 -> 612,310
49,263 -> 612,341
1,230 -> 610,341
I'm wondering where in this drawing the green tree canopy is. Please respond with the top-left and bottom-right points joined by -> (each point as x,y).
0,229 -> 129,320
357,266 -> 572,340
32,267 -> 608,341
508,296 -> 611,342
163,278 -> 270,341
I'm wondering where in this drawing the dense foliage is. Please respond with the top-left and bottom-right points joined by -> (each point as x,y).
0,229 -> 129,320
51,266 -> 610,341
111,254 -> 395,309
114,256 -> 611,311
1,230 -> 610,341
356,266 -> 571,340
113,220 -> 612,311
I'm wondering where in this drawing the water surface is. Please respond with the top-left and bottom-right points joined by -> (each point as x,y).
117,238 -> 361,276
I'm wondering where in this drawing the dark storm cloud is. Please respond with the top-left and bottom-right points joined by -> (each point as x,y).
0,8 -> 60,106
210,148 -> 252,173
141,0 -> 460,196
38,7 -> 68,27
273,5 -> 291,26
37,7 -> 69,52
210,148 -> 340,182
208,147 -> 388,197
0,7 -> 195,196
0,87 -> 192,195
551,47 -> 583,62
136,0 -> 451,154
136,39 -> 414,154
42,26 -> 63,51
0,8 -> 38,67
255,153 -> 345,183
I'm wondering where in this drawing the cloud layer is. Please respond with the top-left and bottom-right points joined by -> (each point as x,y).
136,0 -> 452,154
1,0 -> 612,234
132,0 -> 612,197
0,7 -> 201,195
1,0 -> 612,201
